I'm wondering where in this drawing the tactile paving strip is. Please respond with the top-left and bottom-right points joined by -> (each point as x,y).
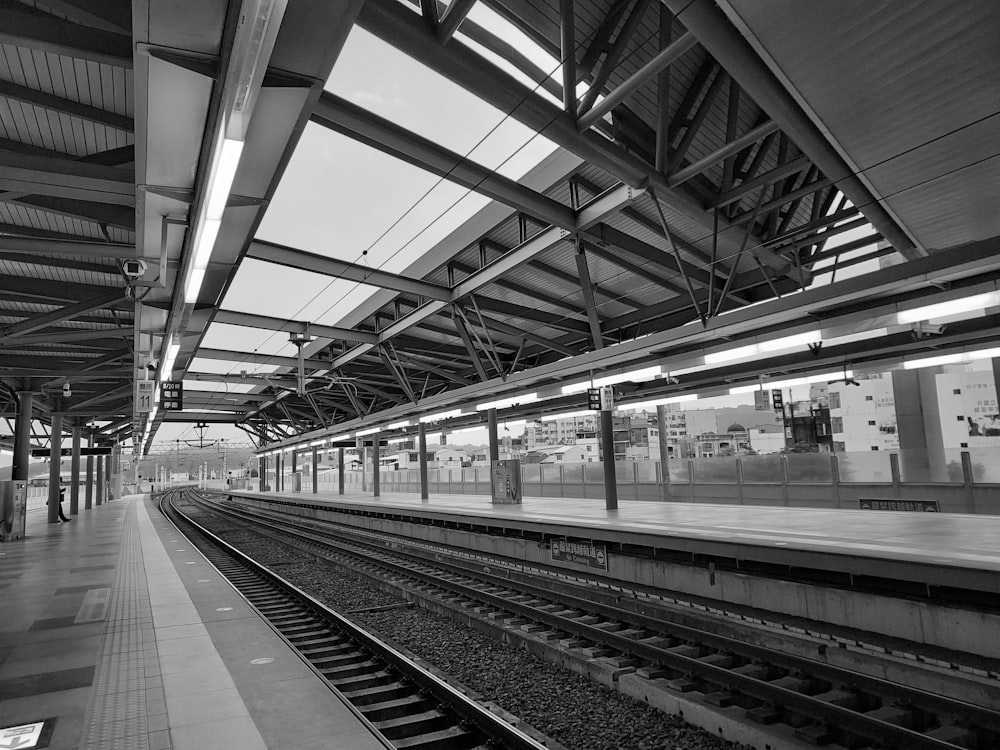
78,500 -> 166,750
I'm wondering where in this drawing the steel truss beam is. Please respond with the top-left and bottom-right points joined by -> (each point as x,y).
0,79 -> 134,132
0,291 -> 123,342
356,0 -> 792,274
662,0 -> 920,259
0,0 -> 132,68
0,151 -> 134,206
213,309 -> 379,345
312,92 -> 577,229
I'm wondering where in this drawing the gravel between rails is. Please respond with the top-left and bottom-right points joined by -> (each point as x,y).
186,505 -> 745,750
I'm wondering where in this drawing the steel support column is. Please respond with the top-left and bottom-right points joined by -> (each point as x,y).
70,423 -> 81,514
372,434 -> 380,498
338,447 -> 345,495
419,422 -> 429,500
12,390 -> 33,481
85,432 -> 94,509
488,408 -> 499,464
105,455 -> 112,500
656,404 -> 671,501
311,447 -> 318,494
95,442 -> 104,506
47,413 -> 63,524
600,408 -> 618,510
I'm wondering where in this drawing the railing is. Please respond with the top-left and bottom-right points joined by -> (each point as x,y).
258,450 -> 1000,514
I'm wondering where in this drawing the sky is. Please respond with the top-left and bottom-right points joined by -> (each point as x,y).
151,12 -> 888,452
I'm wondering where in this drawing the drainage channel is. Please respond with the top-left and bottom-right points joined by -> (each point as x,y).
192,489 -> 1000,750
159,489 -> 551,750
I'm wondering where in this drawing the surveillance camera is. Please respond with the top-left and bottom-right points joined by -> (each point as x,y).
122,259 -> 148,278
145,360 -> 158,372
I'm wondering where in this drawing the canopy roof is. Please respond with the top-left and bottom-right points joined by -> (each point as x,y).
1,0 -> 997,452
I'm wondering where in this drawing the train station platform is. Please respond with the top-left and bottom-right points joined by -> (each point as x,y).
232,488 -> 1000,596
0,494 -> 387,750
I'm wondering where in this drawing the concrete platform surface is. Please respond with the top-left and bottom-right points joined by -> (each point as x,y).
237,488 -> 1000,576
0,494 -> 388,750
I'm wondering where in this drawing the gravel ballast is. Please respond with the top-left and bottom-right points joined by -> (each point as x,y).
184,504 -> 744,750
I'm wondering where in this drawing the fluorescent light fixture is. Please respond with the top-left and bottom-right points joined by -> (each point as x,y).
476,393 -> 538,411
903,346 -> 1000,370
386,419 -> 412,430
540,409 -> 595,421
356,427 -> 379,436
160,341 -> 181,380
705,344 -> 758,365
499,419 -> 527,429
327,434 -> 349,442
897,292 -> 999,325
184,268 -> 206,304
593,366 -> 662,388
419,409 -> 462,423
386,436 -> 407,444
623,394 -> 698,411
205,138 -> 244,220
729,370 -> 848,395
308,440 -> 326,447
562,366 -> 663,395
758,331 -> 821,352
192,218 -> 222,271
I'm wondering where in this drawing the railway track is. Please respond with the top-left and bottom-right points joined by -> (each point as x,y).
181,488 -> 1000,750
158,489 -> 552,750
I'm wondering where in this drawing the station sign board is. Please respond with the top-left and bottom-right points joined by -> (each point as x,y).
160,381 -> 183,410
135,380 -> 154,413
551,538 -> 608,570
30,447 -> 113,457
753,390 -> 770,410
771,389 -> 784,410
859,498 -> 939,512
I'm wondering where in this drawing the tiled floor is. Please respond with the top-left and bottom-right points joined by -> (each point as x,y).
0,495 -> 387,750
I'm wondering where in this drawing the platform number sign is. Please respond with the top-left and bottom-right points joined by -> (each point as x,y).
771,389 -> 784,411
135,380 -> 154,413
160,381 -> 184,410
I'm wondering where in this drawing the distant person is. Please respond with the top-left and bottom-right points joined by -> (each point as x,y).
50,485 -> 71,522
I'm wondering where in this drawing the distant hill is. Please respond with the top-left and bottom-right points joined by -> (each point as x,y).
0,461 -> 62,482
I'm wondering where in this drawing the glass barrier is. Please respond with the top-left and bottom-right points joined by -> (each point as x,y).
584,462 -> 606,483
634,461 -> 658,481
562,463 -> 584,482
541,464 -> 561,482
691,456 -> 737,482
786,452 -> 833,482
964,447 -> 1000,483
667,459 -> 690,482
521,464 -> 541,483
462,468 -> 477,482
835,451 -> 892,483
740,455 -> 782,482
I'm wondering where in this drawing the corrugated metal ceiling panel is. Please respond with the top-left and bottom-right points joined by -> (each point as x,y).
723,0 -> 1000,250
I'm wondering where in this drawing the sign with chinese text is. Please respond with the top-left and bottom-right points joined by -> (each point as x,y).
859,498 -> 939,512
754,390 -> 770,410
587,387 -> 601,410
551,539 -> 608,570
135,380 -> 153,413
160,381 -> 183,410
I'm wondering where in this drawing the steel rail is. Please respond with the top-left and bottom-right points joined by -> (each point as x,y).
161,490 -> 551,750
201,491 -> 998,750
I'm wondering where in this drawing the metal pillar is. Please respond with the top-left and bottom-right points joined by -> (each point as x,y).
85,432 -> 94,509
311,447 -> 318,493
70,423 -> 82,514
656,405 -> 671,500
47,414 -> 63,523
259,456 -> 266,491
371,436 -> 380,498
488,408 -> 499,464
96,446 -> 104,505
106,455 -> 113,500
418,422 -> 429,500
12,390 -> 33,481
337,447 -> 345,495
600,408 -> 618,510
358,438 -> 367,492
278,452 -> 284,492
291,449 -> 297,481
